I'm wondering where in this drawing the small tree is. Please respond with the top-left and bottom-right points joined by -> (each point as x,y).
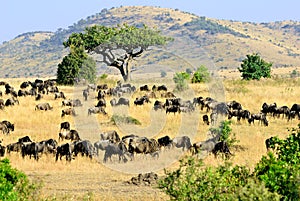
238,53 -> 272,80
173,72 -> 190,91
160,70 -> 167,78
191,65 -> 210,83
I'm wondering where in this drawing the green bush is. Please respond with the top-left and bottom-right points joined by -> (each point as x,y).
111,114 -> 141,125
238,53 -> 272,80
191,65 -> 210,83
0,158 -> 41,201
173,72 -> 190,91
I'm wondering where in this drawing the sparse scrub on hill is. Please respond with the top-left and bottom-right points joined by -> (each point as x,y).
191,65 -> 210,83
173,72 -> 190,91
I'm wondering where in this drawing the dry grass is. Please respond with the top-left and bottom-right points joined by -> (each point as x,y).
0,75 -> 299,200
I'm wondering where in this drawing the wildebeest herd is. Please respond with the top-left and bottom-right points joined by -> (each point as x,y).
0,78 -> 299,164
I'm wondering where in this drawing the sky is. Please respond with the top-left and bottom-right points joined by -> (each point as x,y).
1,0 -> 300,44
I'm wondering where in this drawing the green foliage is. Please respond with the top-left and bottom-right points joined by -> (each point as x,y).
99,74 -> 108,80
160,70 -> 167,78
79,56 -> 97,83
0,158 -> 41,201
158,157 -> 252,201
191,65 -> 210,83
57,46 -> 88,85
185,68 -> 193,75
238,53 -> 272,80
173,72 -> 190,91
111,114 -> 141,125
254,128 -> 300,200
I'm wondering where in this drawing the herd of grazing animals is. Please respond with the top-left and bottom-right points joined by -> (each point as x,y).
0,79 -> 299,164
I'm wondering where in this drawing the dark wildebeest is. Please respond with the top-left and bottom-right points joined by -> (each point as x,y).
171,136 -> 192,151
35,93 -> 43,101
6,142 -> 22,154
35,102 -> 53,111
94,140 -> 111,155
60,121 -> 70,132
157,85 -> 168,91
73,140 -> 96,159
153,100 -> 164,111
56,143 -> 72,161
0,144 -> 5,157
202,115 -> 210,125
83,89 -> 89,101
21,142 -> 39,160
1,120 -> 14,134
166,105 -> 180,114
128,137 -> 160,159
134,96 -> 151,106
5,97 -> 19,106
97,84 -> 108,91
139,85 -> 150,91
103,142 -> 128,163
157,135 -> 172,148
88,107 -> 107,116
97,90 -> 106,100
290,103 -> 300,119
248,113 -> 268,126
212,141 -> 232,159
0,123 -> 9,135
20,81 -> 30,89
54,91 -> 66,100
265,136 -> 279,151
100,130 -> 120,143
58,129 -> 80,142
61,108 -> 76,117
18,136 -> 32,143
96,98 -> 106,108
110,97 -> 130,107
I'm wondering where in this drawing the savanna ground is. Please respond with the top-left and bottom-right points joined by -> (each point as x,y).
0,69 -> 299,200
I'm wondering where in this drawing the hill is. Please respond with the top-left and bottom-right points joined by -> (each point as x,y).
0,6 -> 300,78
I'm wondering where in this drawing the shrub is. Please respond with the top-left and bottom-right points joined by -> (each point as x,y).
173,72 -> 190,91
0,158 -> 41,201
160,70 -> 167,78
111,114 -> 141,125
191,65 -> 210,83
238,53 -> 272,80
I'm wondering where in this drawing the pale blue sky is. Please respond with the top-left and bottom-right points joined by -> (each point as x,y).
1,0 -> 299,44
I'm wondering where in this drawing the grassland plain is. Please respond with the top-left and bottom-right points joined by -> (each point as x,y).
0,73 -> 299,200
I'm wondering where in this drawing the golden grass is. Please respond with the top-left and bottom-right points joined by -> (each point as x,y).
0,75 -> 299,200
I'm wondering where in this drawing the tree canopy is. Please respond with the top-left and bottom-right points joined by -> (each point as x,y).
57,24 -> 172,83
238,53 -> 272,80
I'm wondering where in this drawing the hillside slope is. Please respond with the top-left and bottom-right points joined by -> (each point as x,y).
0,6 -> 299,78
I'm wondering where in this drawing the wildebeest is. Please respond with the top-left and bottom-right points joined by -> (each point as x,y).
18,136 -> 32,143
62,99 -> 82,107
110,97 -> 130,107
61,108 -> 76,117
54,91 -> 66,99
161,92 -> 176,98
1,120 -> 14,134
290,103 -> 300,119
157,85 -> 168,91
140,85 -> 150,91
21,142 -> 39,160
56,143 -> 72,161
248,113 -> 268,126
87,107 -> 107,116
35,93 -> 43,101
153,100 -> 165,111
83,89 -> 89,101
6,142 -> 22,154
166,105 -> 180,114
157,135 -> 172,148
96,98 -> 106,108
202,115 -> 210,125
128,137 -> 160,157
212,141 -> 232,159
35,102 -> 53,111
60,121 -> 70,132
73,140 -> 96,159
5,97 -> 19,106
97,84 -> 108,91
103,142 -> 128,163
171,136 -> 192,151
0,123 -> 9,135
0,144 -> 5,157
100,130 -> 120,143
58,129 -> 80,142
94,140 -> 111,155
134,96 -> 151,106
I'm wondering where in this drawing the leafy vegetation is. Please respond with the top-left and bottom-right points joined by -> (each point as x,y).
159,123 -> 300,201
111,114 -> 141,125
191,65 -> 210,83
0,158 -> 41,201
59,24 -> 172,82
173,72 -> 190,91
238,53 -> 272,80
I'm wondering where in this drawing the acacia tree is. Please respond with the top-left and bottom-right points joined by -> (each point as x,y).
238,53 -> 272,80
61,24 -> 172,82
